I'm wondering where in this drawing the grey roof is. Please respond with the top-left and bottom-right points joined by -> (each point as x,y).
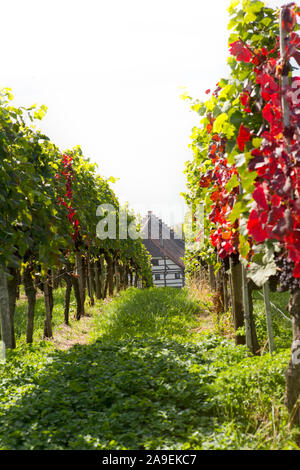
142,212 -> 185,269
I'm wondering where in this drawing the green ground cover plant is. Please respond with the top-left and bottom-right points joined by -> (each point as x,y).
252,290 -> 293,350
0,287 -> 297,450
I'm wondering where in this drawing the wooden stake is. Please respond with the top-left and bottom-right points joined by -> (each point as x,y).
43,279 -> 53,338
263,281 -> 275,354
223,273 -> 229,312
241,263 -> 253,353
0,268 -> 13,349
229,258 -> 246,345
209,265 -> 216,291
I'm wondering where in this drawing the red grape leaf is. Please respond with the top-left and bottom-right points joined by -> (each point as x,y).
237,123 -> 251,151
229,41 -> 252,63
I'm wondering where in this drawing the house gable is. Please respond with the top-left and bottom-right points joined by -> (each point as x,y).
141,212 -> 185,288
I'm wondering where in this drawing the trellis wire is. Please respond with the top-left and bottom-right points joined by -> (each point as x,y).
255,290 -> 292,324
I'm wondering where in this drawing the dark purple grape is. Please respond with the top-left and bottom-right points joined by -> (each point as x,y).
275,256 -> 300,291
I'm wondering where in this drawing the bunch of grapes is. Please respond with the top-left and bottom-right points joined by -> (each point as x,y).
275,257 -> 300,291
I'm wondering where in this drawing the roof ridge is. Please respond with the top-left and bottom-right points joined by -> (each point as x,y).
144,212 -> 174,233
150,238 -> 185,269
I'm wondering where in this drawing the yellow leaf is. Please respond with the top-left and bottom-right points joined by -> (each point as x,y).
213,113 -> 228,134
223,122 -> 236,139
219,84 -> 235,100
252,137 -> 262,148
228,0 -> 239,14
243,12 -> 256,23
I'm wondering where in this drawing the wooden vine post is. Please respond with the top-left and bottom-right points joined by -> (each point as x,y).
279,5 -> 300,426
0,268 -> 13,350
7,267 -> 19,349
43,275 -> 53,339
76,251 -> 85,317
238,182 -> 254,353
241,263 -> 253,352
262,281 -> 275,354
23,263 -> 37,344
229,257 -> 246,346
222,270 -> 229,313
209,265 -> 216,291
63,269 -> 72,325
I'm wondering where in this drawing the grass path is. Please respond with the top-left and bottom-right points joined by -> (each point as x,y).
0,287 -> 296,450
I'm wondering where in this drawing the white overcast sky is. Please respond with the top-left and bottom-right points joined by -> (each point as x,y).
1,0 -> 283,226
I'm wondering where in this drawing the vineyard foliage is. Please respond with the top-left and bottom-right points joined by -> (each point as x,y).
1,0 -> 300,450
0,288 -> 295,450
0,87 -> 153,348
183,0 -> 300,289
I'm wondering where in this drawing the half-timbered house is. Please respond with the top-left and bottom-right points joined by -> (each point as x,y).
141,211 -> 185,288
